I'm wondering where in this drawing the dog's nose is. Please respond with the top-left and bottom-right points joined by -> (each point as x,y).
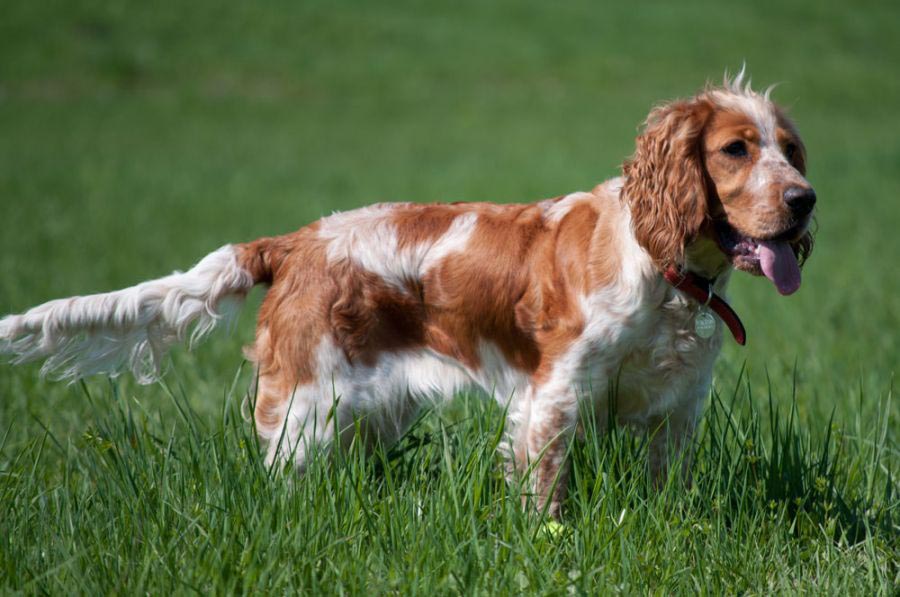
783,186 -> 817,217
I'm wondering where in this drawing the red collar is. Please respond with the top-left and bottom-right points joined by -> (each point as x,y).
663,266 -> 746,346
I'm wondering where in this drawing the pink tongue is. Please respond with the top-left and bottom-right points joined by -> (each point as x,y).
758,240 -> 801,295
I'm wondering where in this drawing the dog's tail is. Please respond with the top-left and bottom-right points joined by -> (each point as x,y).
0,240 -> 279,384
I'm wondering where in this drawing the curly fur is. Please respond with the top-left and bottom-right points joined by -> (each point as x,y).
622,99 -> 715,269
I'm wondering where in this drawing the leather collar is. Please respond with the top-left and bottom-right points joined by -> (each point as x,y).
663,266 -> 746,345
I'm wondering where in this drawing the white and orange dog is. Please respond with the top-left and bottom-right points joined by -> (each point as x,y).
0,72 -> 815,515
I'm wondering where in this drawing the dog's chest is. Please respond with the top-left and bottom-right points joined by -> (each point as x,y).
580,285 -> 724,417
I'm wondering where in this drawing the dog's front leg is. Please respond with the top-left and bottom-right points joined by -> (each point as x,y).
512,385 -> 579,518
646,401 -> 702,487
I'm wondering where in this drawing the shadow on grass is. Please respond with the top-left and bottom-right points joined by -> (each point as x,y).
568,367 -> 896,547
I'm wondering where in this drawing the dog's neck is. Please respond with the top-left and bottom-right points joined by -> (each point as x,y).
683,235 -> 732,284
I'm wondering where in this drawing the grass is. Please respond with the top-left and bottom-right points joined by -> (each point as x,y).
0,0 -> 898,593
0,375 -> 895,593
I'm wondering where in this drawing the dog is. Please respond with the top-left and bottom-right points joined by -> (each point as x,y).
0,71 -> 815,516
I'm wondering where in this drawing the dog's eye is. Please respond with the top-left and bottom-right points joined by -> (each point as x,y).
721,140 -> 748,157
785,143 -> 797,161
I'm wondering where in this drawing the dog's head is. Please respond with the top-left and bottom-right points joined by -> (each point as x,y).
622,70 -> 815,295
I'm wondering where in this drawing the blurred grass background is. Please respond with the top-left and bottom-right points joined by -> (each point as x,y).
0,0 -> 897,591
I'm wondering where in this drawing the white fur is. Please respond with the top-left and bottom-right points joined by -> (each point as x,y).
743,117 -> 806,207
747,145 -> 787,197
318,203 -> 412,290
263,336 -> 529,467
420,212 -> 478,273
711,66 -> 778,141
0,246 -> 253,383
540,192 -> 594,223
319,205 -> 478,291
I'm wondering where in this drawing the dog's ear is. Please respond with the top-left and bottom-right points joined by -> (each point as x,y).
622,98 -> 714,270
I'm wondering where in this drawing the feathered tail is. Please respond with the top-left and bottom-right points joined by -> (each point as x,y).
0,243 -> 271,384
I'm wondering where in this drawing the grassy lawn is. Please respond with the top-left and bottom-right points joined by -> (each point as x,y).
1,0 -> 897,593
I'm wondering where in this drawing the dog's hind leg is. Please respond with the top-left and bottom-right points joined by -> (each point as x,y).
253,380 -> 339,472
251,340 -> 424,471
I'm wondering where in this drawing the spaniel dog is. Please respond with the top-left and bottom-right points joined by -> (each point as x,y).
0,72 -> 815,516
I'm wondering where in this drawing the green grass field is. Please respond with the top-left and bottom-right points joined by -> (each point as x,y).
1,0 -> 898,593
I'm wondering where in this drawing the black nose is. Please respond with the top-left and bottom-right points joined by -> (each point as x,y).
783,186 -> 817,217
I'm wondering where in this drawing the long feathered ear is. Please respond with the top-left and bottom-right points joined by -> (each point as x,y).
622,98 -> 714,270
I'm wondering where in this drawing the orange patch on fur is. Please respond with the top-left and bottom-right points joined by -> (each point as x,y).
237,226 -> 335,430
392,204 -> 459,249
237,193 -> 629,430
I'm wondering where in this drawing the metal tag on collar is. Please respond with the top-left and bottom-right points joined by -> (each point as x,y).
694,282 -> 717,339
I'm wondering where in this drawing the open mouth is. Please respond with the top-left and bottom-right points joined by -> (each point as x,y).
714,219 -> 806,296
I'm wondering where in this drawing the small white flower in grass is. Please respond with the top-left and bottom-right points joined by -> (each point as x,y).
567,569 -> 581,595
